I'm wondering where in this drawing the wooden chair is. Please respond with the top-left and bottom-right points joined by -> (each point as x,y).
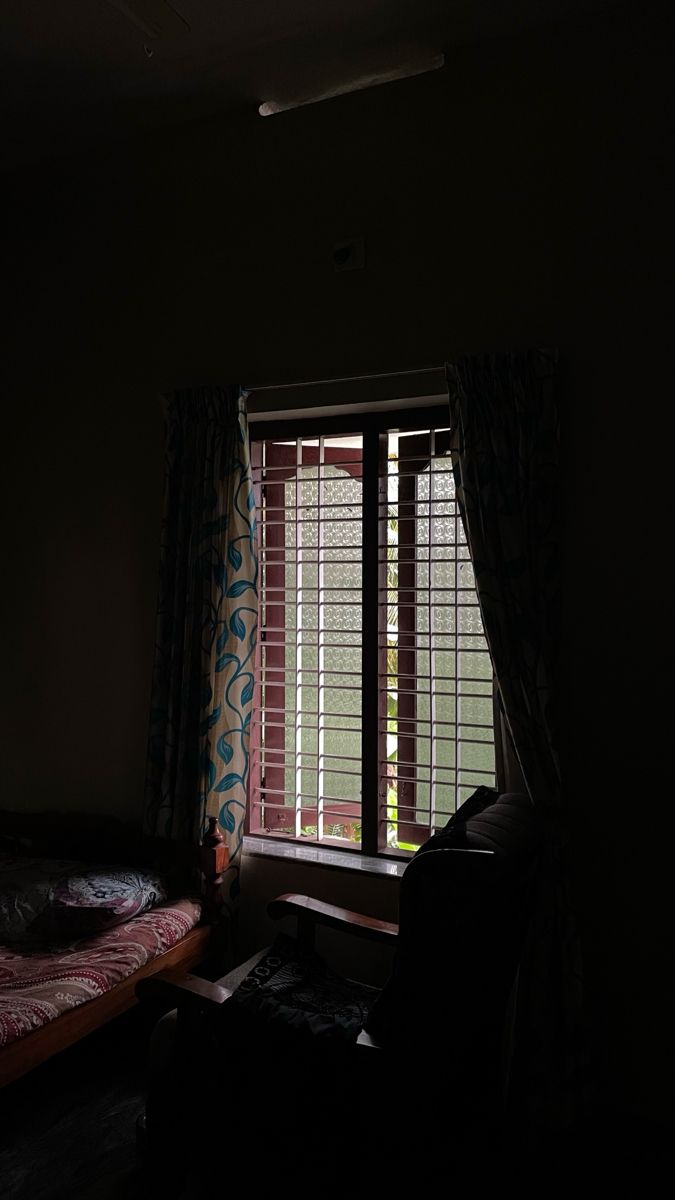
137,790 -> 542,1189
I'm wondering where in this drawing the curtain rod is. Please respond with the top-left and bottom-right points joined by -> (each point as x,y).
245,365 -> 447,394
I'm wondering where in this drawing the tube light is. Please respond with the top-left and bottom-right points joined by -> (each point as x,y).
258,52 -> 444,116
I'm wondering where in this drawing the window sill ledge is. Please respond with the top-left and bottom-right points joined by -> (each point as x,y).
242,836 -> 407,880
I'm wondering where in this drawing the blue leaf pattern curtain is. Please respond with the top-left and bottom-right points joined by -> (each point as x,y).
144,387 -> 258,913
446,351 -> 590,1125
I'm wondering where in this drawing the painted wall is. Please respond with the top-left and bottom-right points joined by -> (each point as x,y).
239,853 -> 400,988
1,2 -> 671,1121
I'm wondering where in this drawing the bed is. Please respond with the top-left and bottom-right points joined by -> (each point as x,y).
0,810 -> 226,1087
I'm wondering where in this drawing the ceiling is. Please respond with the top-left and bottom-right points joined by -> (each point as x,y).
2,0 -> 617,169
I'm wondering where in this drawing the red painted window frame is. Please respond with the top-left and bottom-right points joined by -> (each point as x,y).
249,436 -> 364,841
248,409 -> 483,857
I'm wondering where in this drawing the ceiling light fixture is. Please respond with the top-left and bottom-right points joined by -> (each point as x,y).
258,51 -> 444,117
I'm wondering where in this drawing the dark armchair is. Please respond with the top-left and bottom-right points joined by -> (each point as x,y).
138,789 -> 542,1191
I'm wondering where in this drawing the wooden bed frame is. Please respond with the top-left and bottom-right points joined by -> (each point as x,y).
0,812 -> 228,1088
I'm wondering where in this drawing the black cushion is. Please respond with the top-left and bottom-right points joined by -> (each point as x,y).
417,786 -> 540,857
226,931 -> 378,1044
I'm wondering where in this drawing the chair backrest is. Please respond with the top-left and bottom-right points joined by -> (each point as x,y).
364,789 -> 543,1108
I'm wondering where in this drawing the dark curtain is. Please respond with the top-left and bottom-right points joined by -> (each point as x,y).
144,387 -> 258,913
447,350 -> 560,804
446,350 -> 590,1124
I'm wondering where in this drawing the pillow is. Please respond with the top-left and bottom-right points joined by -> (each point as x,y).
37,866 -> 168,941
0,854 -> 81,943
0,856 -> 167,945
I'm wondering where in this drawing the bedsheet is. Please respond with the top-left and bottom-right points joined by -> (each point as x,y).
0,898 -> 201,1047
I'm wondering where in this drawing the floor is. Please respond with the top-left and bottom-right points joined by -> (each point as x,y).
0,1010 -> 152,1200
1,1009 -> 672,1197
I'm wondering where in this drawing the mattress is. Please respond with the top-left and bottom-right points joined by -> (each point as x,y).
0,897 -> 202,1048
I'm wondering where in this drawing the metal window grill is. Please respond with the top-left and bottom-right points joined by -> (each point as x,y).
251,435 -> 365,846
250,424 -> 495,852
379,429 -> 495,850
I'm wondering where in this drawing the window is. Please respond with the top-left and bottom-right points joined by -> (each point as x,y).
249,408 -> 495,857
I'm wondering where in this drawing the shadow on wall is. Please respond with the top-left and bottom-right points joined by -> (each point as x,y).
238,852 -> 400,987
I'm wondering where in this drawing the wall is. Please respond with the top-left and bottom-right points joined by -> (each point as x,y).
239,852 -> 400,988
0,384 -> 163,821
1,1 -> 672,1121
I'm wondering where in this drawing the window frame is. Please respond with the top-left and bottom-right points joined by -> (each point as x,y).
248,405 -> 495,860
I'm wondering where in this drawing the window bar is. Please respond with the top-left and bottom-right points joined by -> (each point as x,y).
429,429 -> 437,835
254,437 -> 266,832
257,440 -> 291,834
361,429 -> 381,856
396,436 -> 419,848
453,466 -> 461,812
385,450 -> 398,846
294,438 -> 303,839
317,435 -> 325,843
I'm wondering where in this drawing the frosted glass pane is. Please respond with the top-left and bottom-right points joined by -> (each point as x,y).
436,739 -> 456,768
324,646 -> 360,671
324,688 -> 362,716
432,608 -> 454,633
460,742 -> 496,772
458,607 -> 483,635
459,696 -> 493,726
436,695 -> 457,726
322,772 -> 361,802
459,651 -> 492,679
459,634 -> 488,651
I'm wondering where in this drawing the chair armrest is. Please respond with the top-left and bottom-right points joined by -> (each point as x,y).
356,1029 -> 383,1049
136,969 -> 232,1010
267,893 -> 398,948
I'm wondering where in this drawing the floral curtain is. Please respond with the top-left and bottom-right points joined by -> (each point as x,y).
144,387 -> 258,915
446,350 -> 590,1124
